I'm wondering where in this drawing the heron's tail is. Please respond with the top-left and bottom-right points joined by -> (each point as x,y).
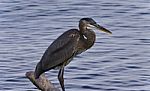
34,62 -> 44,79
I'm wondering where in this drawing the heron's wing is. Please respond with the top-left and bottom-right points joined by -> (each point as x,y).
40,29 -> 80,71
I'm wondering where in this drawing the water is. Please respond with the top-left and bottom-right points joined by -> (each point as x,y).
0,0 -> 150,91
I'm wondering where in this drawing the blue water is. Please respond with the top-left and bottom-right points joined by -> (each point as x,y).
0,0 -> 150,91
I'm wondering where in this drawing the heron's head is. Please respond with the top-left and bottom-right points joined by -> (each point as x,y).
79,18 -> 112,34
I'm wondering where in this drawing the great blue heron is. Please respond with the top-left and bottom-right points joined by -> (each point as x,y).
34,18 -> 112,91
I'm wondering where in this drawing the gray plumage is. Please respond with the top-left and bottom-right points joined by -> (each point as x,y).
35,29 -> 81,78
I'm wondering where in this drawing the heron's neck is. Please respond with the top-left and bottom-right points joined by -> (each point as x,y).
81,29 -> 96,49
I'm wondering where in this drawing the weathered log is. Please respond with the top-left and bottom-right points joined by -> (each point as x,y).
26,71 -> 60,91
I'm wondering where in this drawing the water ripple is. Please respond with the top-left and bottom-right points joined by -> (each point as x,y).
0,0 -> 150,91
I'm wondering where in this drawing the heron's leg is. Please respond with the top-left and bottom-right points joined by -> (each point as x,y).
58,67 -> 65,91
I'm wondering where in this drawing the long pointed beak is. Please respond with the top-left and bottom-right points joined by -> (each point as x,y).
94,24 -> 112,34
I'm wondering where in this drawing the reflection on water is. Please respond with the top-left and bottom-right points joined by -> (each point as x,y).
0,0 -> 150,91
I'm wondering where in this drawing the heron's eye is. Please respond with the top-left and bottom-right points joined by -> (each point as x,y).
90,21 -> 96,25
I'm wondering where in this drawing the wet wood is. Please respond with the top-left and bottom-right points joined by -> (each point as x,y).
26,71 -> 60,91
